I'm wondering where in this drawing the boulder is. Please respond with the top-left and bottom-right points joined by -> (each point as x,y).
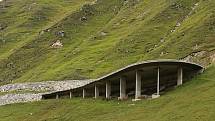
80,16 -> 87,21
51,40 -> 63,48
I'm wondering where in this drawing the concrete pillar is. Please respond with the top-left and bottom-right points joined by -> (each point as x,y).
83,88 -> 86,99
120,76 -> 126,99
177,67 -> 183,86
56,94 -> 59,99
106,81 -> 111,99
95,84 -> 99,99
157,67 -> 160,95
135,70 -> 141,99
69,91 -> 72,99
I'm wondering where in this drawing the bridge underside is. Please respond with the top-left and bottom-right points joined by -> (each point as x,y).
42,61 -> 203,100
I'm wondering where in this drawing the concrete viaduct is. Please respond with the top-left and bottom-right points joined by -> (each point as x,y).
42,59 -> 204,100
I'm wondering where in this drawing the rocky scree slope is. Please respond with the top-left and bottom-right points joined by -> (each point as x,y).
0,80 -> 93,106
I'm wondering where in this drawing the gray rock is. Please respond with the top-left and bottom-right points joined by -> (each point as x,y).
0,93 -> 42,106
0,79 -> 94,106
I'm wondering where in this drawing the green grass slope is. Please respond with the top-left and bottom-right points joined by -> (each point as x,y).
0,0 -> 94,59
0,64 -> 215,121
0,0 -> 94,83
0,0 -> 215,83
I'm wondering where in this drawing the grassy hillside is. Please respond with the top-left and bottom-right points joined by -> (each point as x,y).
0,0 -> 214,83
0,0 -> 94,59
0,0 -> 214,120
0,64 -> 214,121
0,0 -> 94,83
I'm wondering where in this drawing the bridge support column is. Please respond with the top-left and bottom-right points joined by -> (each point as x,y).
135,70 -> 141,99
95,84 -> 99,99
69,91 -> 72,99
152,67 -> 160,99
56,94 -> 59,99
83,88 -> 86,99
157,67 -> 160,95
177,67 -> 183,86
120,76 -> 126,100
106,81 -> 111,99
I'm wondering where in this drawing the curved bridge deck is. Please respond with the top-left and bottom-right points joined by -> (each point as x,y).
42,59 -> 204,100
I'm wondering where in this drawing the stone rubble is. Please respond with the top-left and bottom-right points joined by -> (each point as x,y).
0,93 -> 42,106
0,79 -> 94,106
182,51 -> 206,62
210,53 -> 215,62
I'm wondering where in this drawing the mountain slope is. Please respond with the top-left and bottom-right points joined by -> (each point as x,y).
0,0 -> 215,83
0,0 -> 95,83
0,64 -> 214,121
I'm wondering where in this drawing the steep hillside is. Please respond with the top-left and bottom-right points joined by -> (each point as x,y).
0,0 -> 94,83
0,64 -> 214,121
0,0 -> 215,83
0,0 -> 94,59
